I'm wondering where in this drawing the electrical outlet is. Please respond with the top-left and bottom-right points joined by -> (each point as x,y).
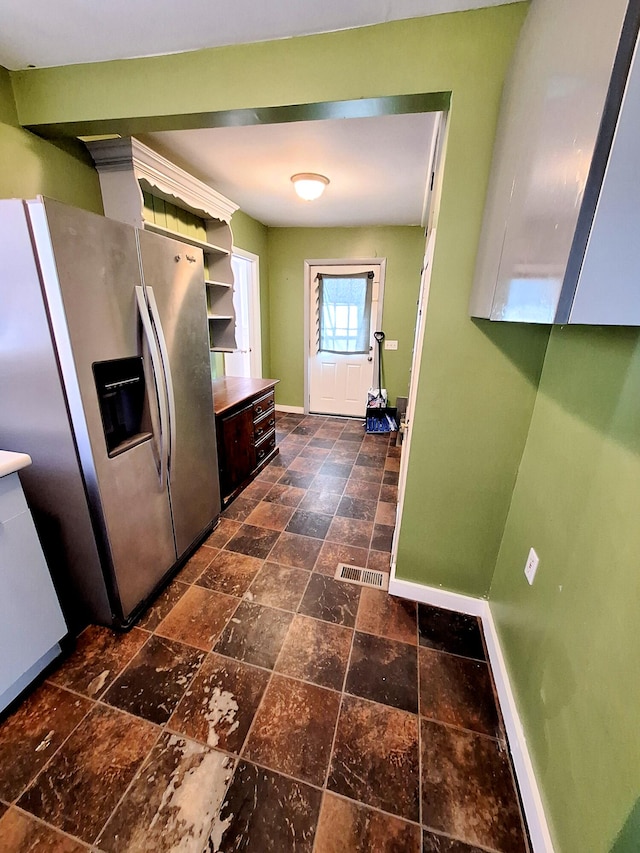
524,548 -> 539,585
384,340 -> 398,350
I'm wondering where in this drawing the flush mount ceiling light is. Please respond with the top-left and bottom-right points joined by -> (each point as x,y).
291,173 -> 330,201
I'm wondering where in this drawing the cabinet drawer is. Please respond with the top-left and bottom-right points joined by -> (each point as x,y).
254,410 -> 276,444
252,391 -> 274,421
254,431 -> 276,465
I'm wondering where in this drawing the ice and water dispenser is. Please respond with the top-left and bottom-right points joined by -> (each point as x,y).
93,357 -> 153,457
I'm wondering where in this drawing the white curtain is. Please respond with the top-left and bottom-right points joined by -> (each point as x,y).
317,271 -> 373,354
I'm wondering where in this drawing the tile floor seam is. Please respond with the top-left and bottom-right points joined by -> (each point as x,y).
153,593 -> 243,654
161,722 -> 241,765
48,625 -> 153,703
192,749 -> 241,853
88,725 -> 167,848
241,565 -> 310,608
339,687 -> 420,722
97,633 -> 210,723
235,645 -> 279,771
271,653 -> 349,698
421,823 -> 505,853
418,712 -> 505,744
319,602 -> 360,795
317,787 -> 425,830
1,420 -> 533,853
352,625 -> 416,649
87,697 -> 166,735
232,562 -> 348,786
417,643 -> 489,665
6,689 -> 97,808
7,703 -> 158,849
7,804 -> 93,851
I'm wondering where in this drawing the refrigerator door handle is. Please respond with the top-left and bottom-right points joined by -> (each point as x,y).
146,286 -> 177,477
135,285 -> 169,488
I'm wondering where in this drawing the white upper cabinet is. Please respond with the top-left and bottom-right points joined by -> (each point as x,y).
470,0 -> 639,324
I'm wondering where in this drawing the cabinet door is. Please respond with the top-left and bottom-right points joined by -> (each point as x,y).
0,510 -> 67,695
219,405 -> 256,497
569,34 -> 640,324
469,0 -> 628,323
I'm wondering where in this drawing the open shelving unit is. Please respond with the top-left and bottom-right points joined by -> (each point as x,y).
143,221 -> 229,256
86,137 -> 239,354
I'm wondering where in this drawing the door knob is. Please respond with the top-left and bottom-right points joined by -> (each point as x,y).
367,356 -> 373,362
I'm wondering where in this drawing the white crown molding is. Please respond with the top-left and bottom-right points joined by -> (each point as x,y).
86,137 -> 238,223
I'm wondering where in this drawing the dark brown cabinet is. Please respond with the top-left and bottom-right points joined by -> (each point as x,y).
218,405 -> 256,497
212,378 -> 279,505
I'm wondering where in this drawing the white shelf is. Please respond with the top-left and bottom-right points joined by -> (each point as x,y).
210,347 -> 235,353
208,314 -> 234,320
206,279 -> 232,288
144,221 -> 229,256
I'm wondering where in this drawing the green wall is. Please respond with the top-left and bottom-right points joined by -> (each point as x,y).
231,209 -> 271,378
490,325 -> 640,853
4,13 -> 638,850
8,1 -> 537,599
267,226 -> 425,408
0,67 -> 102,211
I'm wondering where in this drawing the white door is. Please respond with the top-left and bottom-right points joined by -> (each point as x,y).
224,250 -> 262,378
307,262 -> 383,417
391,229 -> 436,567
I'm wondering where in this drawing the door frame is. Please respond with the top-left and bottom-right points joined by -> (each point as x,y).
228,246 -> 262,378
391,110 -> 448,572
304,257 -> 386,415
390,228 -> 436,567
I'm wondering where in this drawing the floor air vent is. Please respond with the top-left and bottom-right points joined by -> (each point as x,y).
334,563 -> 389,591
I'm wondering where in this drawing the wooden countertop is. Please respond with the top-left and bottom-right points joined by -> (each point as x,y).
212,377 -> 278,416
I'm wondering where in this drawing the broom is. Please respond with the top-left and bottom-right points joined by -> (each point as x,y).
365,331 -> 398,433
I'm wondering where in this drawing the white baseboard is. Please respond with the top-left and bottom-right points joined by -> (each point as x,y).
482,604 -> 555,853
389,562 -> 554,852
389,561 -> 486,616
275,404 -> 305,414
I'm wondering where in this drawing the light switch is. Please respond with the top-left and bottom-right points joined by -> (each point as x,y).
384,340 -> 398,350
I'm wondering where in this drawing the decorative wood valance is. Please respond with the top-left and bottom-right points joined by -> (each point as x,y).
86,137 -> 238,225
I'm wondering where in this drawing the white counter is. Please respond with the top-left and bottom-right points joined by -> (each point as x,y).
0,451 -> 67,712
0,450 -> 32,478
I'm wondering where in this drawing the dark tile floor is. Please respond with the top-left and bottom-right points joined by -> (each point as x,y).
0,413 -> 530,853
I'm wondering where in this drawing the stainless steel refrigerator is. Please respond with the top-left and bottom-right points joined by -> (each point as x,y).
0,197 -> 221,630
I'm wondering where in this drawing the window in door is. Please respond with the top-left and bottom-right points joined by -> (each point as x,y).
318,272 -> 374,354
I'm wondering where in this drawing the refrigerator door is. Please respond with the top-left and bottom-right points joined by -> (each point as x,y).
137,228 -> 221,556
29,199 -> 177,623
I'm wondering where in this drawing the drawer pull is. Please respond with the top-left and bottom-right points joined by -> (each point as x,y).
255,405 -> 263,415
256,427 -> 264,437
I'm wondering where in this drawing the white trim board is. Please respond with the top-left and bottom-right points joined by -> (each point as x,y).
275,404 -> 305,414
390,562 -> 555,852
388,569 -> 486,616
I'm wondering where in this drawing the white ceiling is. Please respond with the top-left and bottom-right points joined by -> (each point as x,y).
2,0 -> 512,228
143,112 -> 438,228
0,0 -> 516,70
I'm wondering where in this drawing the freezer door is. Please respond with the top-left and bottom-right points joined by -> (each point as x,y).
29,199 -> 177,623
137,228 -> 220,556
